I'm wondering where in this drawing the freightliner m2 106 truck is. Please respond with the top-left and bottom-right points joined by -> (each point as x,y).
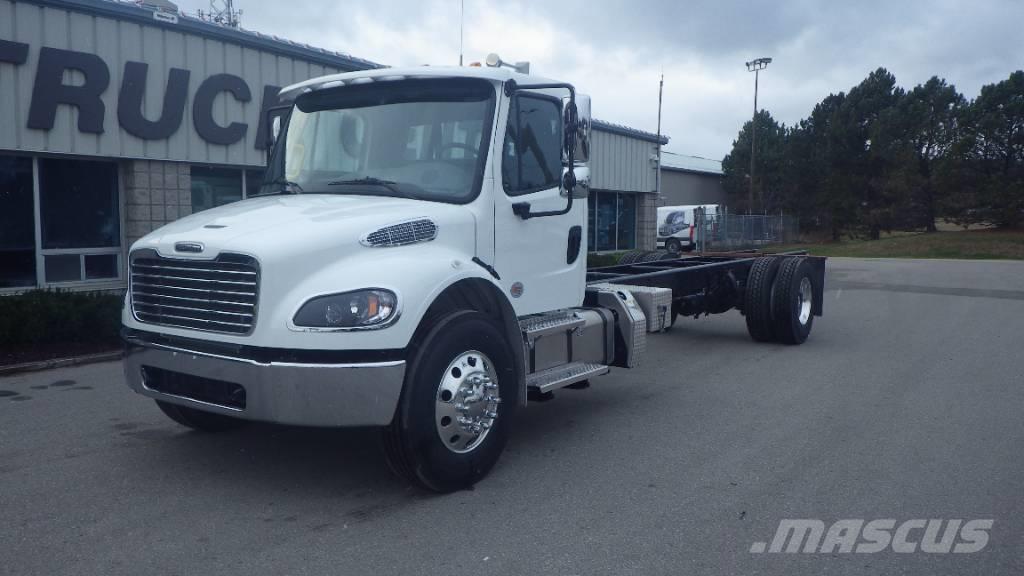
122,65 -> 826,492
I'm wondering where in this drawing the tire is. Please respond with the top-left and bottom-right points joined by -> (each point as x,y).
383,311 -> 518,493
654,251 -> 678,261
633,250 -> 659,263
635,250 -> 663,263
155,400 -> 247,432
744,256 -> 783,342
665,238 -> 682,253
771,257 -> 815,345
617,250 -> 648,265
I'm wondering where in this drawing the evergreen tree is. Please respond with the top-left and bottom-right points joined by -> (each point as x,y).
945,71 -> 1024,229
897,77 -> 966,231
721,110 -> 786,213
838,68 -> 906,239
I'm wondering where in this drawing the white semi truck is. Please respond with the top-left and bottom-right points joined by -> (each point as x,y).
122,65 -> 826,492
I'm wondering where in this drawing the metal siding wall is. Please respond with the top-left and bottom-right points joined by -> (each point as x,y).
95,12 -> 121,157
590,129 -> 656,193
164,28 -> 188,160
659,170 -> 726,206
118,21 -> 142,158
0,0 -> 341,166
0,0 -> 15,148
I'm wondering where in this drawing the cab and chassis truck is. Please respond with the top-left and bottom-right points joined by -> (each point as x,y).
122,66 -> 826,492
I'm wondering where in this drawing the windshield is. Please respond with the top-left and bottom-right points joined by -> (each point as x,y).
262,78 -> 496,204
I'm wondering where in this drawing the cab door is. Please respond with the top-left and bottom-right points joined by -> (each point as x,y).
493,92 -> 587,316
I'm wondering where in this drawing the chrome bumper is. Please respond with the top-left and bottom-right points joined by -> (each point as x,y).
123,337 -> 405,427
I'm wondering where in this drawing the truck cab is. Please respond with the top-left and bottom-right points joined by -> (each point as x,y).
123,66 -> 602,491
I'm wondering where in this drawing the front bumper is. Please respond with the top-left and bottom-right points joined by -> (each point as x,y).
123,333 -> 405,427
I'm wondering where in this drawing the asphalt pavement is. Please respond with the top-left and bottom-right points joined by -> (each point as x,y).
2,257 -> 1023,576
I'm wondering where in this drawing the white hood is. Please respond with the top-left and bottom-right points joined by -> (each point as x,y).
135,194 -> 477,262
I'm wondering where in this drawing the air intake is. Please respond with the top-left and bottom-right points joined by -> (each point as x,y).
361,218 -> 438,247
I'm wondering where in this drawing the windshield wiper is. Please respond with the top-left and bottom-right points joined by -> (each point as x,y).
259,178 -> 304,195
327,177 -> 418,199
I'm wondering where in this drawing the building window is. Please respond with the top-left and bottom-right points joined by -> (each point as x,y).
245,169 -> 265,198
0,156 -> 36,288
37,158 -> 121,284
191,166 -> 242,213
39,159 -> 120,250
588,191 -> 637,252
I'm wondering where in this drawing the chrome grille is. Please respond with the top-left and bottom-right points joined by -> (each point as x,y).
362,219 -> 437,247
130,252 -> 259,335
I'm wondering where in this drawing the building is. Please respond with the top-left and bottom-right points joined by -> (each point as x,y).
0,0 -> 666,292
0,0 -> 380,291
658,152 -> 725,207
588,120 -> 667,252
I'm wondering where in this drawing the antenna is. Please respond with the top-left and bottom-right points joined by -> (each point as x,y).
196,0 -> 242,28
459,0 -> 464,66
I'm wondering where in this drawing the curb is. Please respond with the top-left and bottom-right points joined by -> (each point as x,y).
0,350 -> 123,377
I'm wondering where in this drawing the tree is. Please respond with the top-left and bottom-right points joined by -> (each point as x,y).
896,77 -> 966,231
721,110 -> 786,213
944,71 -> 1024,229
837,68 -> 907,239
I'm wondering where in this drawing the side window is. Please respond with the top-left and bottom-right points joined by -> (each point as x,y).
502,95 -> 561,195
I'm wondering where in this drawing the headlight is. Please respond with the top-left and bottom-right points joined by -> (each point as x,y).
292,289 -> 398,329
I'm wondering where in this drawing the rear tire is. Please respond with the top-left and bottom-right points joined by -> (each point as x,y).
744,256 -> 783,342
617,250 -> 648,265
155,400 -> 246,432
636,250 -> 668,263
771,257 -> 815,345
666,238 -> 682,253
383,311 -> 518,493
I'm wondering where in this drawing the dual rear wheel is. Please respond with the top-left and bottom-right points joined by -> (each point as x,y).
744,256 -> 816,345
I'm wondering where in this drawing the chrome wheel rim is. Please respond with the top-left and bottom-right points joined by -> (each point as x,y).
435,350 -> 501,454
798,277 -> 813,325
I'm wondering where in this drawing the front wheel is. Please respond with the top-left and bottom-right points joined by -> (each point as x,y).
383,311 -> 518,492
666,238 -> 682,253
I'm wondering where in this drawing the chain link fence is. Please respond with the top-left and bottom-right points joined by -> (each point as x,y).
692,208 -> 800,252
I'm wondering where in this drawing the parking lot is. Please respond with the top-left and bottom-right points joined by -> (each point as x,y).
2,257 -> 1023,576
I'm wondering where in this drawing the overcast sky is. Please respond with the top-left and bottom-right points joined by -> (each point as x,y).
174,0 -> 1023,160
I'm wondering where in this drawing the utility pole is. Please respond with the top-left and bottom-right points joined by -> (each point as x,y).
655,72 -> 664,205
745,57 -> 771,214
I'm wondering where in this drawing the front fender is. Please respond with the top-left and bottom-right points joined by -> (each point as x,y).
255,243 -> 505,351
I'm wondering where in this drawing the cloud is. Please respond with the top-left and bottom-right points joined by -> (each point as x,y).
174,0 -> 1024,158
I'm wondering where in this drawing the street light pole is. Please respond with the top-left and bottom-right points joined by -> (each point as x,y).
745,57 -> 771,214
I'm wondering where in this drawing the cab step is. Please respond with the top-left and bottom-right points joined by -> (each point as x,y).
519,311 -> 586,341
526,362 -> 610,394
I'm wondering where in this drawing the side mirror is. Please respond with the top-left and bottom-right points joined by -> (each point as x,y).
559,166 -> 590,199
571,166 -> 590,199
562,95 -> 591,165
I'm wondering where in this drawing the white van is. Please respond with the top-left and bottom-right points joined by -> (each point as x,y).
656,205 -> 719,253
